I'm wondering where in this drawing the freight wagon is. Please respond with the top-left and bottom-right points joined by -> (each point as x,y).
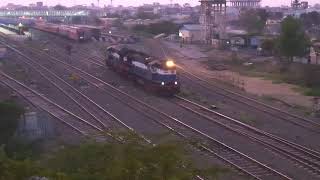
33,23 -> 97,41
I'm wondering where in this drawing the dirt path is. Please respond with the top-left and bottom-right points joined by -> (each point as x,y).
165,41 -> 315,109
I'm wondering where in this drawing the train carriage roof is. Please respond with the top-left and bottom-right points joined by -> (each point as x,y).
74,24 -> 103,30
107,45 -> 153,63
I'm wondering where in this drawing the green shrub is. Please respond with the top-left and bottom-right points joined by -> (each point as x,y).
0,101 -> 24,145
132,21 -> 181,35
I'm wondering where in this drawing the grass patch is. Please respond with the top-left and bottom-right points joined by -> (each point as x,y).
304,87 -> 320,97
0,132 -> 228,180
261,95 -> 278,102
238,112 -> 256,124
291,104 -> 313,116
205,55 -> 320,97
179,88 -> 209,105
292,86 -> 320,97
131,21 -> 180,36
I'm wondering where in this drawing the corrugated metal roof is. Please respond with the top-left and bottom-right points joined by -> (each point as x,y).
181,24 -> 202,31
226,29 -> 248,35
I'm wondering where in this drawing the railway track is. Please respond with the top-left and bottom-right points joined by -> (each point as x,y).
179,69 -> 320,133
145,38 -> 320,133
174,95 -> 320,177
0,39 -> 149,141
0,71 -> 103,137
32,42 -> 320,178
67,49 -> 320,178
17,44 -> 292,180
76,46 -> 320,179
29,41 -> 320,177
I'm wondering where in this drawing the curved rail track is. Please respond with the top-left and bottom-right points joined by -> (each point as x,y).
10,43 -> 293,180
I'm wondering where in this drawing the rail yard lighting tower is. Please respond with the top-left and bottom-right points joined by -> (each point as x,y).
199,0 -> 227,44
18,23 -> 24,35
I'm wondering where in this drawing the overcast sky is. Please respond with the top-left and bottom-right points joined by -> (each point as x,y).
1,0 -> 319,7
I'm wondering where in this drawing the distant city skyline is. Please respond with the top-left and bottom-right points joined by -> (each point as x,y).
0,0 -> 319,7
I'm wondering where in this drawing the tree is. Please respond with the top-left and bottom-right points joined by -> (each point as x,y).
113,19 -> 124,28
0,101 -> 24,145
0,146 -> 41,180
278,16 -> 310,62
0,132 -> 227,179
300,11 -> 320,28
148,21 -> 180,35
107,13 -> 121,18
238,9 -> 269,34
53,4 -> 68,10
120,9 -> 131,18
43,134 -> 227,179
71,16 -> 82,24
261,38 -> 277,55
133,21 -> 180,35
256,9 -> 269,23
302,64 -> 320,87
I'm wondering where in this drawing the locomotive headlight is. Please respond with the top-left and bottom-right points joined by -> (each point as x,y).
166,60 -> 175,68
174,81 -> 178,85
161,82 -> 165,86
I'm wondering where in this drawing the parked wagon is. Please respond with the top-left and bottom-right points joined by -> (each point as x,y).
33,23 -> 95,42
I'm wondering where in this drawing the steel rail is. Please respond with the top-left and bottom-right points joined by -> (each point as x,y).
1,39 -> 154,143
27,47 -> 291,180
74,50 -> 320,174
0,71 -> 104,136
175,95 -> 320,176
179,69 -> 320,132
149,38 -> 320,132
0,40 -> 109,129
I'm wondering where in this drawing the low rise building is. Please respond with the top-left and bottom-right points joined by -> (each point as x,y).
264,19 -> 281,35
123,18 -> 161,28
310,42 -> 320,65
99,17 -> 120,27
179,24 -> 202,43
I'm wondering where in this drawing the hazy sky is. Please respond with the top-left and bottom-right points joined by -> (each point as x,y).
1,0 -> 319,7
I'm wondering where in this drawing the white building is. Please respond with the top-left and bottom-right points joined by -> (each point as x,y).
310,43 -> 320,65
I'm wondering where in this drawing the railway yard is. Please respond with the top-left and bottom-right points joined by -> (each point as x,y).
1,28 -> 320,180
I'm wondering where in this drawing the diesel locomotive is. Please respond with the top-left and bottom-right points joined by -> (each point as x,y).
105,45 -> 180,95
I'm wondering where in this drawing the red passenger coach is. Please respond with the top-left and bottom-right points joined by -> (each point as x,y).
33,22 -> 94,42
35,23 -> 59,34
